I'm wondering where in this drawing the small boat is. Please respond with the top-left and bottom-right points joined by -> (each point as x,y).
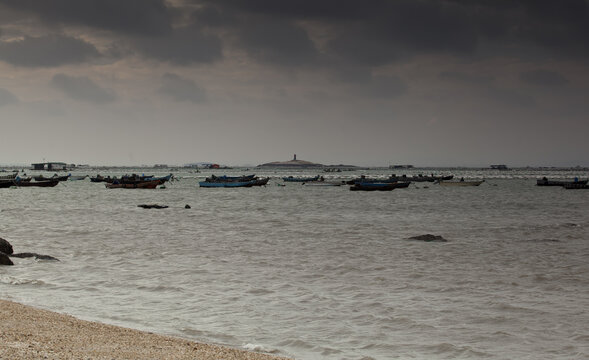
350,182 -> 397,191
346,176 -> 398,185
438,179 -> 484,186
199,180 -> 255,188
282,175 -> 320,182
105,180 -> 161,189
252,177 -> 270,186
14,179 -> 60,187
33,174 -> 70,181
141,174 -> 173,184
212,174 -> 256,181
90,175 -> 107,182
536,177 -> 588,187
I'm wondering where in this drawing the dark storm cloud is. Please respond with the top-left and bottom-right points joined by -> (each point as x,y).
520,69 -> 569,87
131,26 -> 222,65
0,88 -> 19,106
3,0 -> 588,71
50,74 -> 116,104
238,20 -> 318,66
0,35 -> 100,67
0,0 -> 172,35
158,73 -> 206,103
199,0 -> 589,68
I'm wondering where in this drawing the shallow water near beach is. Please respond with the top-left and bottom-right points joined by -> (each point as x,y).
1,167 -> 589,359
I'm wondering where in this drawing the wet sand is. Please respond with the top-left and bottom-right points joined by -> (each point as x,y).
0,299 -> 291,360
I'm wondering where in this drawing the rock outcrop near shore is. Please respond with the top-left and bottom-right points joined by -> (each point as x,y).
0,237 -> 13,255
0,252 -> 14,265
0,238 -> 58,265
408,234 -> 448,242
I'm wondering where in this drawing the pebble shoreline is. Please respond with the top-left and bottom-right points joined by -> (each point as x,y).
0,299 -> 291,360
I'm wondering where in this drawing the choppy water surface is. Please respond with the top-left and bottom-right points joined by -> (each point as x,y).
1,168 -> 589,359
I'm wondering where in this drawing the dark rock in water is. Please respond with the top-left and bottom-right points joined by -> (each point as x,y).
138,204 -> 169,209
11,252 -> 60,261
0,237 -> 13,255
409,234 -> 448,242
0,251 -> 14,265
185,204 -> 191,209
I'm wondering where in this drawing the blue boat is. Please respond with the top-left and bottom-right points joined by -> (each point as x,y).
199,180 -> 255,188
142,174 -> 173,183
214,174 -> 256,181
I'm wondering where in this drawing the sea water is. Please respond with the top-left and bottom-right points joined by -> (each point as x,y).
1,168 -> 588,360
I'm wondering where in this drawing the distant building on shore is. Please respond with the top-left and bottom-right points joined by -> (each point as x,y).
257,154 -> 323,168
31,162 -> 68,171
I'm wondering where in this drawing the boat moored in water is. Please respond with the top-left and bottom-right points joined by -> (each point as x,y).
438,179 -> 484,186
283,175 -> 320,182
536,177 -> 588,187
105,180 -> 161,189
350,182 -> 398,191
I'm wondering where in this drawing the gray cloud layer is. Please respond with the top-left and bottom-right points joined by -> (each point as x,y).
0,0 -> 587,70
0,88 -> 18,106
50,74 -> 116,104
0,0 -> 588,166
158,73 -> 206,103
0,35 -> 100,67
0,0 -> 173,35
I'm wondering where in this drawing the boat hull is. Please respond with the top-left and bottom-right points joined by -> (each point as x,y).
199,181 -> 255,188
439,180 -> 484,186
350,182 -> 397,191
537,179 -> 588,187
106,180 -> 160,189
15,180 -> 60,187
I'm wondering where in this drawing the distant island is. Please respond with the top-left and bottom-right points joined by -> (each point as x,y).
257,154 -> 323,168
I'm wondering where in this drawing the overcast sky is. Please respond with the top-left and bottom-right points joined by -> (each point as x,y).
1,0 -> 588,167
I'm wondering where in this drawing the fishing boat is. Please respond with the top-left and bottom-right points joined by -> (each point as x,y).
350,182 -> 397,191
199,180 -> 255,188
536,177 -> 588,187
211,174 -> 256,181
199,174 -> 266,188
90,175 -> 107,182
438,179 -> 484,186
282,175 -> 320,182
383,174 -> 454,182
141,174 -> 173,184
251,177 -> 270,186
33,174 -> 70,181
14,179 -> 60,187
105,180 -> 161,189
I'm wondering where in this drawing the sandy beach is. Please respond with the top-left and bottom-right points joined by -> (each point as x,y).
0,299 -> 291,360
